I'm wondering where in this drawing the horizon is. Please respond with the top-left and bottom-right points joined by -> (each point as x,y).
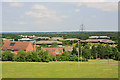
1,30 -> 118,33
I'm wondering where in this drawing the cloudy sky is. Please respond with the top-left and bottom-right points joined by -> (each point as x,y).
2,1 -> 118,32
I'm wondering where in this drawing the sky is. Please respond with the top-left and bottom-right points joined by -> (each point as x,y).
1,1 -> 118,32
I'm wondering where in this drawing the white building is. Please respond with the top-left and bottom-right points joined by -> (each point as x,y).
51,37 -> 63,40
89,36 -> 110,39
36,37 -> 50,40
18,38 -> 36,43
64,38 -> 80,41
89,36 -> 99,39
2,38 -> 14,41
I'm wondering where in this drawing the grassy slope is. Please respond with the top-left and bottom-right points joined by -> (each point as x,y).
2,60 -> 118,78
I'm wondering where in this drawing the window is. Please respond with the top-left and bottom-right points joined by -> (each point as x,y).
56,52 -> 59,54
9,43 -> 15,46
12,49 -> 14,53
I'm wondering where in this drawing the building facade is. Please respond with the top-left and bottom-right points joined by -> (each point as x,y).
2,41 -> 36,54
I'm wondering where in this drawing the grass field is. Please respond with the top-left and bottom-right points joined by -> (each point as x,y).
2,59 -> 118,78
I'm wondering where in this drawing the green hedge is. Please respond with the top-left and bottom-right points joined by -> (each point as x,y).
2,50 -> 88,62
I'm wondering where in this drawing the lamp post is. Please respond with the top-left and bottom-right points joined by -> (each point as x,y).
78,40 -> 79,62
55,52 -> 57,62
81,46 -> 83,63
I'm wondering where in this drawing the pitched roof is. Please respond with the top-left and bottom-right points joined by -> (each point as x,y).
100,39 -> 115,43
36,41 -> 62,45
41,47 -> 63,55
65,38 -> 80,41
35,37 -> 50,39
81,39 -> 115,43
51,37 -> 63,40
2,41 -> 31,50
81,39 -> 102,42
63,46 -> 73,52
18,38 -> 33,40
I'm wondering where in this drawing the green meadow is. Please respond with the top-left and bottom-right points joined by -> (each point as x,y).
2,59 -> 118,78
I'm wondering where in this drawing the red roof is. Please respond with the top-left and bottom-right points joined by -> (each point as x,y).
36,41 -> 62,45
81,39 -> 115,43
41,47 -> 63,55
2,41 -> 31,50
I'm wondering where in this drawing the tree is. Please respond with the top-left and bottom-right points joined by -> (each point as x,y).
96,44 -> 105,59
30,51 -> 41,62
36,46 -> 41,51
71,47 -> 78,55
104,44 -> 113,59
62,51 -> 71,56
38,50 -> 50,62
42,44 -> 48,47
69,55 -> 77,61
43,50 -> 50,62
2,50 -> 14,61
91,45 -> 97,59
82,45 -> 91,59
63,48 -> 65,52
82,48 -> 90,59
49,55 -> 55,61
118,32 -> 120,52
117,52 -> 120,61
16,50 -> 27,62
51,42 -> 58,47
0,52 -> 2,61
25,52 -> 33,62
112,47 -> 118,60
104,44 -> 113,63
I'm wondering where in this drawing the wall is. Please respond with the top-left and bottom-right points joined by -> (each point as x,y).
26,42 -> 34,52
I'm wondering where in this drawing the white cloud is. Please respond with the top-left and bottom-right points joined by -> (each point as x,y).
25,11 -> 53,18
91,15 -> 97,18
75,9 -> 80,12
25,5 -> 57,19
2,0 -> 13,2
77,2 -> 118,12
60,15 -> 70,18
20,16 -> 24,18
10,3 -> 24,7
2,0 -> 119,2
18,22 -> 27,24
77,0 -> 105,2
25,4 -> 69,23
32,4 -> 47,10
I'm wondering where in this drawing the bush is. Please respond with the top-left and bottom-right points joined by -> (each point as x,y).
16,50 -> 27,62
2,50 -> 88,62
38,50 -> 50,62
51,42 -> 58,47
49,55 -> 55,61
2,50 -> 14,61
28,51 -> 41,62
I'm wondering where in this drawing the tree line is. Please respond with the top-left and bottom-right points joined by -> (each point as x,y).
2,32 -> 118,41
73,43 -> 120,61
1,48 -> 88,62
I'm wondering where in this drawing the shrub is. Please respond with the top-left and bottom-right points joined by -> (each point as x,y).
2,50 -> 14,61
49,55 -> 55,61
51,42 -> 58,47
38,50 -> 50,62
16,50 -> 27,62
27,51 -> 41,62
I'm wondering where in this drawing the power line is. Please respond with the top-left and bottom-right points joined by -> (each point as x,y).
79,24 -> 85,33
